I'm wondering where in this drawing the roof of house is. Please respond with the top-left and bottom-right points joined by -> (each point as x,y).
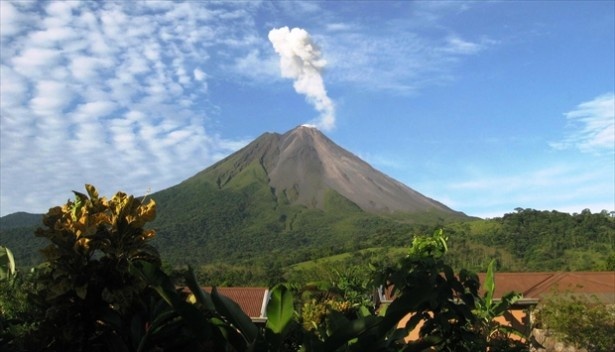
202,287 -> 269,319
477,271 -> 615,303
379,271 -> 615,304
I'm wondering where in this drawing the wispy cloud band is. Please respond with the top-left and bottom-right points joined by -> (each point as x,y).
551,93 -> 615,154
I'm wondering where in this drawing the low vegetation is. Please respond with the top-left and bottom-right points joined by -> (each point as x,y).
0,185 -> 615,352
1,185 -> 540,351
536,292 -> 615,352
3,202 -> 613,285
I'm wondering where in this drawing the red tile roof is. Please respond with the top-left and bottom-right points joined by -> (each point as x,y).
203,287 -> 269,319
380,272 -> 615,304
477,271 -> 615,303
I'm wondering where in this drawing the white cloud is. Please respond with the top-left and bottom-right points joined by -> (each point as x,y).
219,3 -> 493,95
231,49 -> 280,82
317,26 -> 492,94
442,35 -> 483,55
551,93 -> 615,153
0,1 -> 26,38
30,80 -> 73,117
326,23 -> 354,32
74,101 -> 117,119
0,1 -> 261,215
193,68 -> 206,81
0,65 -> 28,109
11,47 -> 63,77
69,56 -> 113,81
28,25 -> 79,47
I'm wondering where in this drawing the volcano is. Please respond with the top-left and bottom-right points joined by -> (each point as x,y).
146,125 -> 466,265
1,125 -> 468,267
188,125 -> 457,215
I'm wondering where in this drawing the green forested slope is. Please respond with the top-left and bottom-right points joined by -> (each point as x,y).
446,208 -> 615,271
2,203 -> 613,285
148,170 -> 424,266
0,212 -> 45,267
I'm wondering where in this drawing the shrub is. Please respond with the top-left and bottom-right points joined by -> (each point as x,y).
537,292 -> 615,352
21,185 -> 160,351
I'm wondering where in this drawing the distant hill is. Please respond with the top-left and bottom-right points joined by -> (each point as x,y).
0,212 -> 45,267
0,212 -> 42,229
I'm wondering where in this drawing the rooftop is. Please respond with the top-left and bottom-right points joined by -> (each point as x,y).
202,287 -> 269,320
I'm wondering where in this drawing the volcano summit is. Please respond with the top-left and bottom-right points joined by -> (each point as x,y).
173,125 -> 459,216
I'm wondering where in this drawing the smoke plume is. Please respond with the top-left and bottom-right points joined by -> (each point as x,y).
268,27 -> 335,131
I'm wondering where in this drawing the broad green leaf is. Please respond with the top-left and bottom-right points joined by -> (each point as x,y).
266,284 -> 294,334
184,267 -> 215,310
0,246 -> 16,280
382,284 -> 432,328
493,291 -> 522,316
129,260 -> 221,344
265,285 -> 295,351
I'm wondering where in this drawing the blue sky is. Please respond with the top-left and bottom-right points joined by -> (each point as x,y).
1,1 -> 613,218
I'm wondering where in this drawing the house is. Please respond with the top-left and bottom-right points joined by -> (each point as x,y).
200,287 -> 270,324
377,271 -> 615,342
476,271 -> 615,303
191,272 -> 614,342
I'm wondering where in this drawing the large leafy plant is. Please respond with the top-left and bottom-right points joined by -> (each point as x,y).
471,260 -> 526,351
26,184 -> 160,350
313,230 -> 531,352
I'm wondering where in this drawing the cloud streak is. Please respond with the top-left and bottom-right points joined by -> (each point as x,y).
425,162 -> 614,218
268,27 -> 336,131
551,93 -> 615,153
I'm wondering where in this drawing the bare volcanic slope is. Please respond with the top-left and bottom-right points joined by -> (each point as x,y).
185,125 -> 458,215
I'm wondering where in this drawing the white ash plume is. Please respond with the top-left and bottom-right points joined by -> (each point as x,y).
268,26 -> 335,131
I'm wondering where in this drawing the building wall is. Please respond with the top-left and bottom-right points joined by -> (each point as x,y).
397,307 -> 532,343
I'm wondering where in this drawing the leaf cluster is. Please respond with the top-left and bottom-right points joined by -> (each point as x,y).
5,185 -> 162,351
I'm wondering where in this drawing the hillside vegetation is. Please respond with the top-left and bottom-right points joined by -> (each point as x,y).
446,208 -> 614,272
2,202 -> 613,286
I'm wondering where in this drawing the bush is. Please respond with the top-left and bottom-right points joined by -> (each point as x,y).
11,185 -> 161,351
537,292 -> 615,352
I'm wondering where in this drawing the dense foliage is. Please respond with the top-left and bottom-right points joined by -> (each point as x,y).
0,213 -> 47,269
2,185 -> 537,351
2,205 -> 614,286
446,208 -> 615,271
536,292 -> 615,352
3,185 -> 163,350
